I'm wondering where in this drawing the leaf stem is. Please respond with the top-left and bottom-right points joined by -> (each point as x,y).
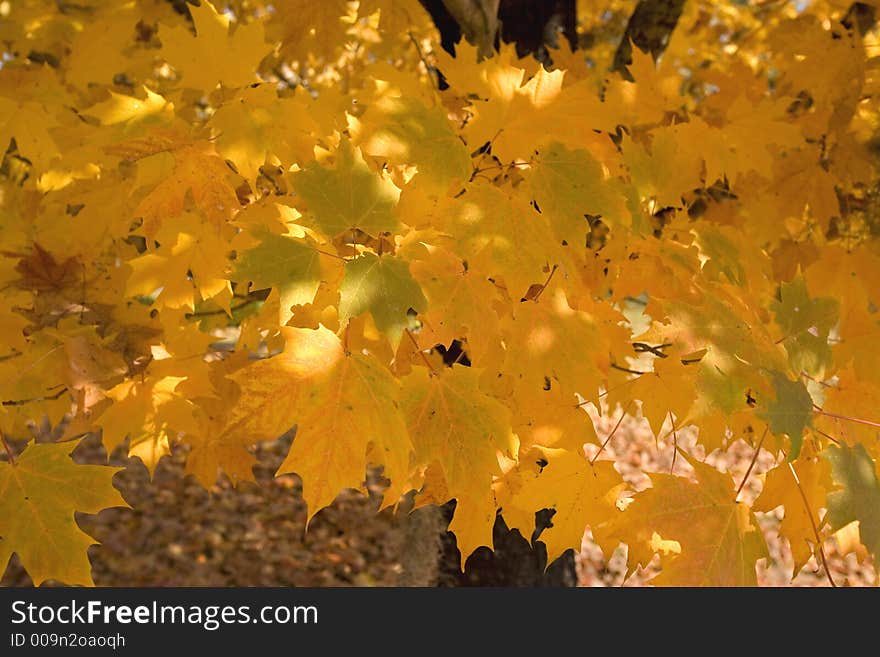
405,329 -> 436,374
532,265 -> 558,301
735,425 -> 768,501
812,405 -> 880,429
0,429 -> 16,465
590,400 -> 632,465
787,462 -> 836,587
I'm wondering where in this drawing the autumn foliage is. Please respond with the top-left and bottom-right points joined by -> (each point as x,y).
1,0 -> 879,587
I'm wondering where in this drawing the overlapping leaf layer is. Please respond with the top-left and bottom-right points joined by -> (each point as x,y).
1,0 -> 879,585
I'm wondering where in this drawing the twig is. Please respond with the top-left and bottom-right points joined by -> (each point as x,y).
610,362 -> 651,375
2,386 -> 69,407
632,342 -> 671,358
407,31 -> 439,90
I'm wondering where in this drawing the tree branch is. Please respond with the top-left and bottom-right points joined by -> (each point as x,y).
612,0 -> 686,79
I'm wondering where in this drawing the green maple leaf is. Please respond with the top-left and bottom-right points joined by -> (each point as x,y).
771,276 -> 838,376
763,371 -> 813,459
825,442 -> 880,562
339,253 -> 426,347
234,230 -> 323,324
292,139 -> 400,238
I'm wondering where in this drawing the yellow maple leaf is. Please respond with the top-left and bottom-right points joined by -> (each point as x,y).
437,182 -> 566,298
401,365 -> 515,505
512,385 -> 599,454
125,211 -> 234,310
510,448 -> 625,563
356,95 -> 471,191
409,246 -> 503,365
465,66 -> 613,161
753,447 -> 832,576
498,288 -> 607,402
211,85 -> 318,181
0,440 -> 127,586
160,0 -> 271,91
595,458 -> 769,586
134,141 -> 241,238
274,327 -> 412,518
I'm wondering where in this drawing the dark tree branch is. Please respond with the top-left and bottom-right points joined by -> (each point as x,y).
498,0 -> 577,62
418,0 -> 464,55
612,0 -> 686,79
842,2 -> 877,36
419,0 -> 577,65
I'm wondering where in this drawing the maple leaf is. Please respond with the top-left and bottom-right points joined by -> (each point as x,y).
211,85 -> 319,181
511,385 -> 598,454
594,459 -> 768,586
64,3 -> 138,90
763,371 -> 813,459
97,367 -> 200,474
82,87 -> 172,128
409,246 -> 502,365
357,95 -> 471,191
233,229 -> 334,325
125,212 -> 233,310
628,351 -> 700,438
753,447 -> 832,576
771,276 -> 838,376
14,243 -> 81,293
273,327 -> 412,519
498,289 -> 608,403
401,365 -> 515,505
0,97 -> 60,173
160,0 -> 271,91
0,440 -> 127,586
448,488 -> 498,568
511,449 -> 625,563
338,253 -> 427,347
528,141 -> 630,244
603,47 -> 681,126
267,0 -> 355,61
465,65 -> 613,161
292,139 -> 401,238
720,96 -> 804,179
0,332 -> 71,437
134,141 -> 241,238
623,128 -> 704,208
825,443 -> 880,562
438,182 -> 565,298
52,322 -> 128,412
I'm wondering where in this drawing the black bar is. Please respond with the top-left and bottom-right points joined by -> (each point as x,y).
0,587 -> 862,653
